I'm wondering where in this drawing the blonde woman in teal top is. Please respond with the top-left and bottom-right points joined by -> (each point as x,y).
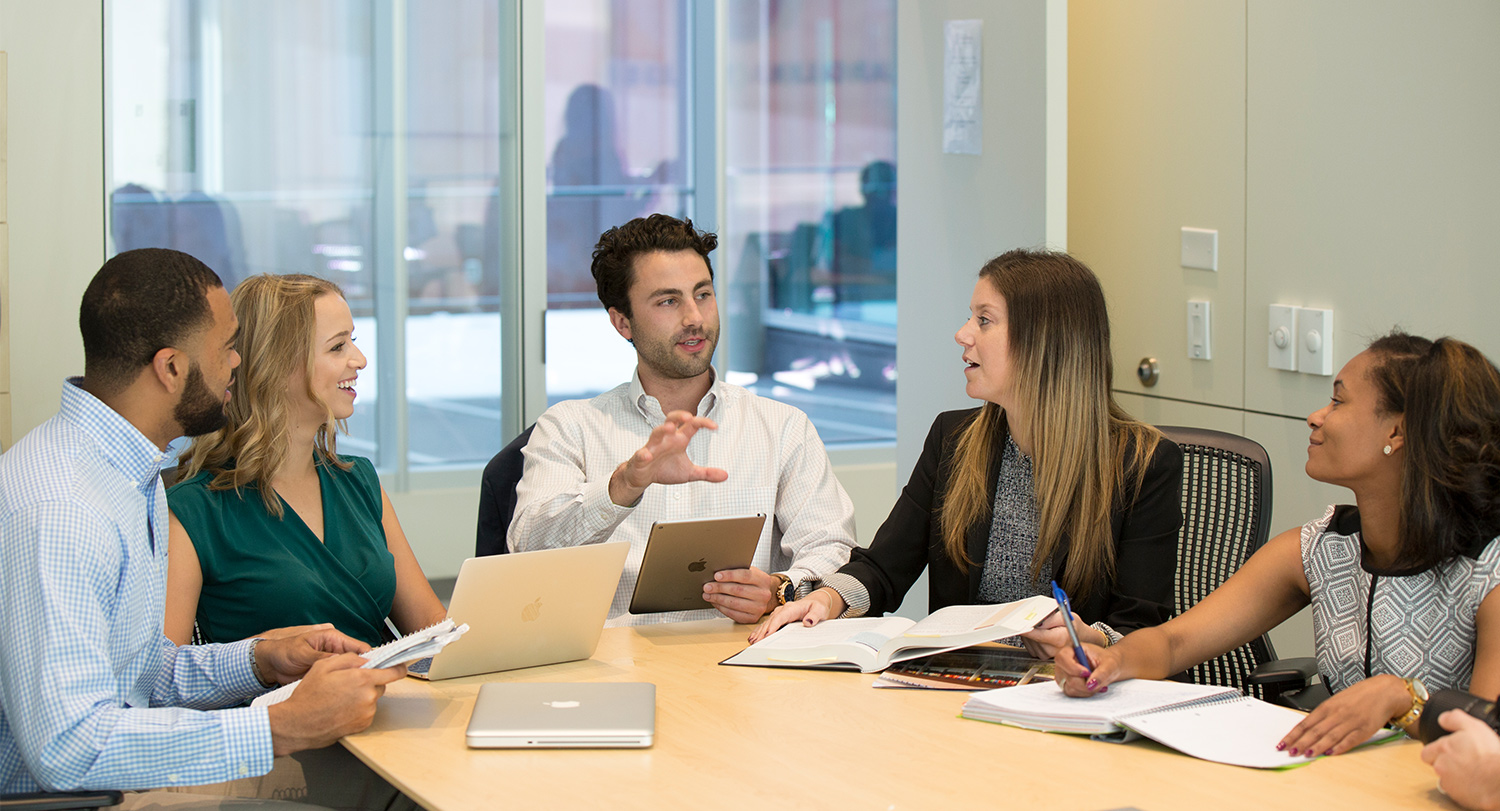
165,274 -> 446,646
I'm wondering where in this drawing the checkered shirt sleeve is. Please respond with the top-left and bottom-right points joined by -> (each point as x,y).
0,382 -> 274,793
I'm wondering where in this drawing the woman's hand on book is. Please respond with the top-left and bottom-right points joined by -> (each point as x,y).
1020,612 -> 1105,659
1277,674 -> 1410,757
747,588 -> 846,643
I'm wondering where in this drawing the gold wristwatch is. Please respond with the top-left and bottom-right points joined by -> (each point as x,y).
771,573 -> 794,606
1391,677 -> 1429,732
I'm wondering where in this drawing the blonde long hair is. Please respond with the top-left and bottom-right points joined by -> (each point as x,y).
179,273 -> 353,517
938,250 -> 1161,597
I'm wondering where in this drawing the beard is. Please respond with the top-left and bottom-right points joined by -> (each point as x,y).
174,362 -> 230,437
632,321 -> 720,380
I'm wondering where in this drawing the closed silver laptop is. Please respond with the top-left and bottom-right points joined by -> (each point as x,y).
408,542 -> 629,680
465,682 -> 656,748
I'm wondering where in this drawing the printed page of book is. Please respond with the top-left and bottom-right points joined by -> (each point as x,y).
902,596 -> 1057,638
750,616 -> 915,656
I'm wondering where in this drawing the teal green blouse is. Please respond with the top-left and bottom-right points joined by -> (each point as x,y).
167,455 -> 396,646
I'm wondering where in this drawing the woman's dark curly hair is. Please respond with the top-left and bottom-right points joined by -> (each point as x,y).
1370,330 -> 1500,569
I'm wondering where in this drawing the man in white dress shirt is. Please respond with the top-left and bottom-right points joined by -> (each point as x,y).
507,214 -> 857,626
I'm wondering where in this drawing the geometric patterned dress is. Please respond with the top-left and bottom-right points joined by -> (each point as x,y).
1302,504 -> 1500,693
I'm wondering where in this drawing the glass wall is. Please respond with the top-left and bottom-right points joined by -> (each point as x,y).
106,0 -> 896,465
542,0 -> 695,402
106,0 -> 514,470
722,0 -> 897,444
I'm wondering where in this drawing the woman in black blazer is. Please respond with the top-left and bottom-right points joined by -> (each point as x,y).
751,249 -> 1183,656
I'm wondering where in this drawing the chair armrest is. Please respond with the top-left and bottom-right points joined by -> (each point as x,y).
1245,656 -> 1318,688
1246,657 -> 1332,711
0,791 -> 123,810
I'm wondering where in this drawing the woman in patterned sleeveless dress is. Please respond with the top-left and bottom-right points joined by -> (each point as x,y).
1056,332 -> 1500,760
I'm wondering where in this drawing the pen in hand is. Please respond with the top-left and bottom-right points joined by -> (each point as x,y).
1050,580 -> 1095,676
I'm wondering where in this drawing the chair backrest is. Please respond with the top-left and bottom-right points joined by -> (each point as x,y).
1157,425 -> 1278,698
475,424 -> 535,557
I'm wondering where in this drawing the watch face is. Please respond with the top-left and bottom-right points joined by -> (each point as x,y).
1412,678 -> 1429,702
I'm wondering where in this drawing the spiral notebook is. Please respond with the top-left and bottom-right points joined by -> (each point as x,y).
251,619 -> 469,708
960,679 -> 1398,769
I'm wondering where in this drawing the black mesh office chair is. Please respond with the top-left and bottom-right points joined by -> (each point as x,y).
1157,425 -> 1317,704
475,425 -> 535,557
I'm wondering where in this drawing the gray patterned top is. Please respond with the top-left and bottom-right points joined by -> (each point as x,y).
1302,505 -> 1500,693
978,435 -> 1049,603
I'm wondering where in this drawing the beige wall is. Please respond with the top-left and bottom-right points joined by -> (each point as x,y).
0,5 -> 105,446
1072,0 -> 1500,657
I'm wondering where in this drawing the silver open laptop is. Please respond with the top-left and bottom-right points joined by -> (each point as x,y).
465,682 -> 656,748
407,542 -> 629,680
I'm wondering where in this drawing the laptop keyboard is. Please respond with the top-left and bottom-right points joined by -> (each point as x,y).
407,656 -> 434,675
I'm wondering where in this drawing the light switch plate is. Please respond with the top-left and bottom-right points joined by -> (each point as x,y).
1296,307 -> 1334,376
1181,227 -> 1218,271
1187,300 -> 1211,361
1268,304 -> 1297,372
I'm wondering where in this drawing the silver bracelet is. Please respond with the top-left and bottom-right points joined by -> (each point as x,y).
248,638 -> 275,688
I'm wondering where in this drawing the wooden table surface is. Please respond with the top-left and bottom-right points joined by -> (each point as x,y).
340,619 -> 1455,811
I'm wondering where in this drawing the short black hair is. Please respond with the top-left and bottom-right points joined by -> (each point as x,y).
590,213 -> 717,318
80,248 -> 224,394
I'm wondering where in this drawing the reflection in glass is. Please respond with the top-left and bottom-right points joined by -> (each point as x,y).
106,0 -> 508,469
543,0 -> 693,402
723,0 -> 898,445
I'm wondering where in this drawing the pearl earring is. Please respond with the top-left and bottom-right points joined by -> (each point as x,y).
1383,445 -> 1393,456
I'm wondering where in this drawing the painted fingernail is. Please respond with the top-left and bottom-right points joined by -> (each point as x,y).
1099,686 -> 1108,693
1324,750 -> 1333,757
1288,748 -> 1298,756
1086,678 -> 1098,689
1275,742 -> 1286,751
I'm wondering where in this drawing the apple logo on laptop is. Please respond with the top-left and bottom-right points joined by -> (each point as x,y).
522,598 -> 542,622
688,558 -> 707,573
544,701 -> 581,709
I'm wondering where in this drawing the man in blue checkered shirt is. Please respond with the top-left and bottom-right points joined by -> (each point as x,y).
0,249 -> 408,808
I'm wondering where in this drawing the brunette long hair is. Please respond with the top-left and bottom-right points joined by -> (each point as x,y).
1369,331 -> 1500,569
938,250 -> 1160,596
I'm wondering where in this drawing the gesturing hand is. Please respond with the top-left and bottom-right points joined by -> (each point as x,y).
608,411 -> 728,506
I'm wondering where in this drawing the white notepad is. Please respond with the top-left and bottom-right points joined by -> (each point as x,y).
960,679 -> 1398,769
251,620 -> 469,708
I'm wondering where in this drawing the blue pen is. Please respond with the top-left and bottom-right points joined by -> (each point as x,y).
1050,580 -> 1093,671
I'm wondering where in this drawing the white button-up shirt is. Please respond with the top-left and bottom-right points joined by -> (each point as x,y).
509,370 -> 857,626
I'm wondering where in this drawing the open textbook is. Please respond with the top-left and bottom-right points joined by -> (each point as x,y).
960,679 -> 1399,769
251,619 -> 469,708
721,596 -> 1058,674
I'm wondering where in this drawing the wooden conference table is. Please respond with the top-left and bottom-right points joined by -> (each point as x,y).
341,619 -> 1453,811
